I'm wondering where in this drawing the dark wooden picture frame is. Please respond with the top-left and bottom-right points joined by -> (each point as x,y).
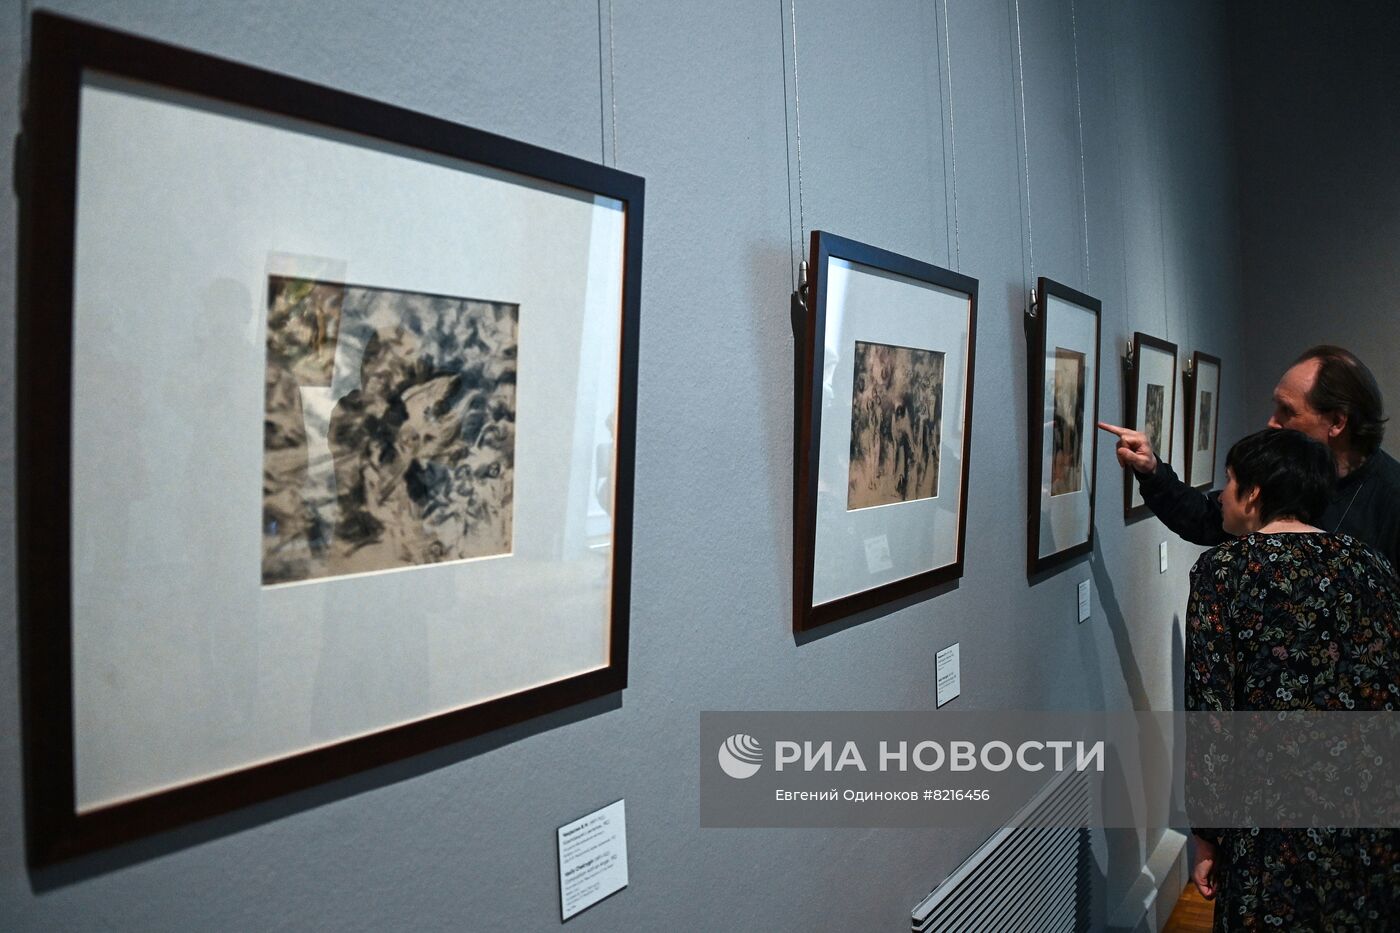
1183,351 -> 1223,491
794,230 -> 978,632
1122,332 -> 1179,521
17,12 -> 643,865
1026,277 -> 1102,576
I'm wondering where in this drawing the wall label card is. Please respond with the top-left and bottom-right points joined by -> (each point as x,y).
558,799 -> 629,921
936,643 -> 961,707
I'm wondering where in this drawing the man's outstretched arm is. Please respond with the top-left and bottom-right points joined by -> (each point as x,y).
1099,422 -> 1229,546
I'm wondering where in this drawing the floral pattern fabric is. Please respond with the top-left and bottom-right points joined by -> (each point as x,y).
1186,532 -> 1400,932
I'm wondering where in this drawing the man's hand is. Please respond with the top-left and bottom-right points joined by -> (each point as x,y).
1098,421 -> 1158,475
1191,834 -> 1221,901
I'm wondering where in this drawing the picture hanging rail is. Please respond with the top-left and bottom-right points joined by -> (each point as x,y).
1026,277 -> 1101,575
793,231 -> 978,632
1122,332 -> 1178,521
17,11 -> 643,863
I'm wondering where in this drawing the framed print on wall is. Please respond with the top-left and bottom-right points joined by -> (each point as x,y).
17,12 -> 643,864
1123,332 -> 1178,521
1027,278 -> 1101,575
1184,351 -> 1222,490
793,231 -> 978,633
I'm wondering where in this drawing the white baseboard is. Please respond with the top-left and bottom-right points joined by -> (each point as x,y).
1107,828 -> 1189,933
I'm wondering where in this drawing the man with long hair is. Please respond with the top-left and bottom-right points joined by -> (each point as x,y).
1101,345 -> 1400,568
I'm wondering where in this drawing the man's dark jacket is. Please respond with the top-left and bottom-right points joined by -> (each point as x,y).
1137,447 -> 1400,571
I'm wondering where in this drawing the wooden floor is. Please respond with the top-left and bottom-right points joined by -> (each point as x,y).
1163,883 -> 1214,933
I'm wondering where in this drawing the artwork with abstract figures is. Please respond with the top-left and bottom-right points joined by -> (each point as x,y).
261,275 -> 518,584
1144,383 -> 1165,457
847,340 -> 944,510
1050,347 -> 1086,496
1197,390 -> 1214,451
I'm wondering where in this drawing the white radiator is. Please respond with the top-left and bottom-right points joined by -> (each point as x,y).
911,769 -> 1091,933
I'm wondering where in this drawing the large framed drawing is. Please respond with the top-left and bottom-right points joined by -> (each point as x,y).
1027,278 -> 1101,575
794,231 -> 978,632
1184,351 -> 1222,490
1123,332 -> 1178,521
17,12 -> 643,864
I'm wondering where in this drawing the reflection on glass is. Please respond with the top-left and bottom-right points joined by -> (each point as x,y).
1198,390 -> 1214,451
261,275 -> 518,584
847,340 -> 945,510
1144,382 -> 1165,456
1051,347 -> 1086,496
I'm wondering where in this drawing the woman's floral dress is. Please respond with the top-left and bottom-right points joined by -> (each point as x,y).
1186,531 -> 1400,932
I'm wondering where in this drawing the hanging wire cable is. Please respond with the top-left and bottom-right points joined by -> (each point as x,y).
787,0 -> 807,286
596,0 -> 619,166
940,0 -> 961,269
780,5 -> 797,288
596,0 -> 607,163
608,0 -> 618,165
1013,0 -> 1035,298
1070,0 -> 1089,287
790,0 -> 806,242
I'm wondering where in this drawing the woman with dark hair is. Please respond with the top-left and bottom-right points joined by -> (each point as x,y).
1186,428 -> 1400,931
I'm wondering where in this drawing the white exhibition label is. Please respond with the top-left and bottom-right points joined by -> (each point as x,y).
558,799 -> 628,921
936,643 -> 961,707
1077,580 -> 1092,623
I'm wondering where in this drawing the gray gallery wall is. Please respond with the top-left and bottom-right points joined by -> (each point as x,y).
1230,0 -> 1400,455
0,1 -> 1247,930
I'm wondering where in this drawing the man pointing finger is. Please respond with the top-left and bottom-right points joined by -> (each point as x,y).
1097,345 -> 1400,569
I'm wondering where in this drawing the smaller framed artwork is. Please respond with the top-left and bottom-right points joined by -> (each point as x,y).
794,231 -> 978,632
1123,332 -> 1178,521
1184,351 -> 1222,490
1027,278 -> 1101,575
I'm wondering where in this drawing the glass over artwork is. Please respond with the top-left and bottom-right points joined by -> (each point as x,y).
847,340 -> 945,510
1197,390 -> 1214,451
1144,383 -> 1165,456
1123,333 -> 1178,520
18,10 -> 641,863
1028,278 -> 1100,574
261,276 -> 518,585
1051,347 -> 1086,496
1186,352 -> 1222,490
797,232 -> 977,630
